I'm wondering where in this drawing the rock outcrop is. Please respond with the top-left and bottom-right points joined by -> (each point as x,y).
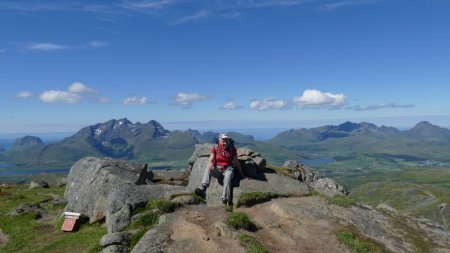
61,146 -> 450,253
283,160 -> 348,196
29,180 -> 49,189
132,196 -> 450,253
64,157 -> 188,233
131,211 -> 246,253
187,144 -> 309,207
9,203 -> 47,218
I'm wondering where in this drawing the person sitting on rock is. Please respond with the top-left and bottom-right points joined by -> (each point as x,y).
195,133 -> 246,205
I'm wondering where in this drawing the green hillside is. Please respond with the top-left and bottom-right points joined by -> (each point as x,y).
349,170 -> 450,228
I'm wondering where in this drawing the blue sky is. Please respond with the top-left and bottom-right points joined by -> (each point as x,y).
1,0 -> 450,134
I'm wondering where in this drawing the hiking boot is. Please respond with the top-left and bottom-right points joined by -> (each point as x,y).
194,187 -> 206,199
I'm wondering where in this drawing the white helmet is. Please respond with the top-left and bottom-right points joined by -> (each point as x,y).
219,133 -> 230,139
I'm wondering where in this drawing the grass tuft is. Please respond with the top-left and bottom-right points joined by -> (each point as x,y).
327,195 -> 355,207
227,211 -> 252,230
237,192 -> 287,207
136,211 -> 160,227
147,198 -> 178,213
239,233 -> 268,253
170,192 -> 205,204
129,229 -> 147,250
336,231 -> 370,253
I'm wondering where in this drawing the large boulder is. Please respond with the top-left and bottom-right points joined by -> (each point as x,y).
64,157 -> 188,233
188,144 -> 266,177
188,143 -> 214,167
187,144 -> 309,207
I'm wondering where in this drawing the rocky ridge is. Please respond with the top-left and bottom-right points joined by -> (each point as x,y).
57,144 -> 450,253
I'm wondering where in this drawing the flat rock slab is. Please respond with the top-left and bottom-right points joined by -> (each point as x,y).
243,196 -> 450,253
243,197 -> 353,253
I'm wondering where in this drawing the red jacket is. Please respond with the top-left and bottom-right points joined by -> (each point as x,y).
212,145 -> 237,167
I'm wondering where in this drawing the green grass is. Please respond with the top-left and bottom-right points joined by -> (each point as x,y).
237,192 -> 288,207
0,213 -> 39,253
170,192 -> 205,204
333,166 -> 450,190
35,222 -> 107,253
238,233 -> 268,253
327,195 -> 355,208
392,216 -> 430,253
129,229 -> 147,250
125,197 -> 183,251
350,181 -> 450,228
135,211 -> 160,227
265,164 -> 292,177
0,184 -> 107,253
227,212 -> 252,230
336,231 -> 371,253
147,198 -> 178,213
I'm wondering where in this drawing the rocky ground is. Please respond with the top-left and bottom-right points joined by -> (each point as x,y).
132,195 -> 450,253
132,197 -> 355,253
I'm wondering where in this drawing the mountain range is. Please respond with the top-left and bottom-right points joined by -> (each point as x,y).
0,119 -> 254,167
1,119 -> 450,168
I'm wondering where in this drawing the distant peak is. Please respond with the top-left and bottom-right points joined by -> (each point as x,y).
414,121 -> 433,127
12,135 -> 44,148
336,121 -> 359,132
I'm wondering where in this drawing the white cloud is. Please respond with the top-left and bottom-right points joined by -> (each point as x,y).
293,89 -> 347,109
16,91 -> 33,98
39,90 -> 82,104
121,0 -> 177,10
25,43 -> 69,51
89,41 -> 108,48
172,10 -> 210,24
250,98 -> 290,111
347,102 -> 414,111
235,0 -> 308,8
0,2 -> 113,13
98,97 -> 112,104
221,101 -> 243,110
171,92 -> 211,108
68,82 -> 95,94
123,96 -> 148,105
320,0 -> 376,11
35,83 -> 107,104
